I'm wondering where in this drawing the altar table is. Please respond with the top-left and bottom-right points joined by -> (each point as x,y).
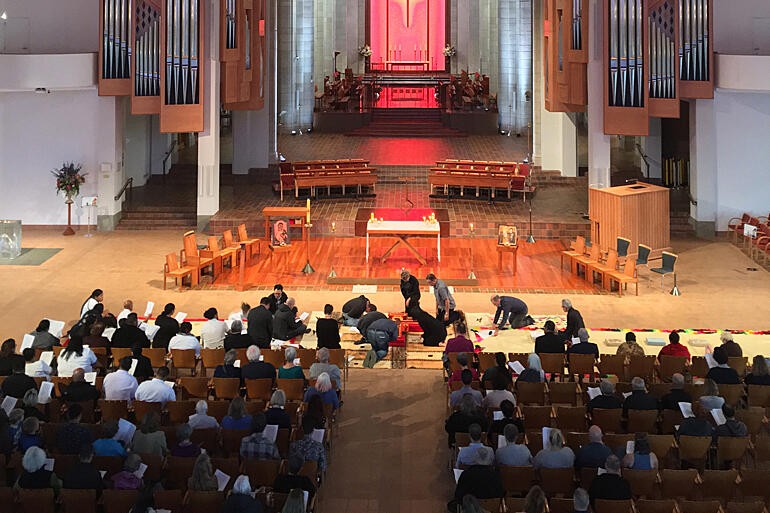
366,220 -> 440,265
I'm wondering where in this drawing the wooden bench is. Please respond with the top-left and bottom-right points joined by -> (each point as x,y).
279,160 -> 378,199
428,159 -> 533,200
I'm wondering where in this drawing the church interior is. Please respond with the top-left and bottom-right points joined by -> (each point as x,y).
0,0 -> 770,511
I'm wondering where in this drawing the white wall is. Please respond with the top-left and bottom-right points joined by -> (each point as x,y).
713,0 -> 770,55
124,114 -> 151,187
0,89 -> 120,225
0,0 -> 99,54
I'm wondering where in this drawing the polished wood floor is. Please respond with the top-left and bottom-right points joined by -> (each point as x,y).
211,238 -> 599,292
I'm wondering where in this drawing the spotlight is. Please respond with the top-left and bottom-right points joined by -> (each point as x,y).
499,130 -> 505,135
1,12 -> 7,20
306,128 -> 312,134
291,130 -> 297,135
34,88 -> 49,94
279,154 -> 287,162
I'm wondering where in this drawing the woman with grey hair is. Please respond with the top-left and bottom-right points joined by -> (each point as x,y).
302,372 -> 339,410
214,348 -> 242,379
309,347 -> 341,390
22,388 -> 47,422
224,319 -> 253,351
113,453 -> 144,490
171,423 -> 201,458
533,428 -> 575,469
221,475 -> 265,513
16,446 -> 62,491
278,346 -> 304,379
265,389 -> 291,428
516,353 -> 545,384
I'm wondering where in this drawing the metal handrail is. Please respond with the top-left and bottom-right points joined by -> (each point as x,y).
114,177 -> 133,203
162,140 -> 178,184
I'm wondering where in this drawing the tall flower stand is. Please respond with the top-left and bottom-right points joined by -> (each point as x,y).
63,196 -> 75,236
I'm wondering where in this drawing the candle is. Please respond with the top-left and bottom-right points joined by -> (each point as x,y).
306,199 -> 310,223
470,223 -> 474,231
331,222 -> 335,231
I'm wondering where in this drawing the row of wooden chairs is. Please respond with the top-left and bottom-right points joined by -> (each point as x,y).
561,236 -> 643,296
467,496 -> 768,513
429,159 -> 533,200
278,159 -> 377,200
729,212 -> 770,265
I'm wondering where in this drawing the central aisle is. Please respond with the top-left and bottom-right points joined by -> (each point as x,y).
319,368 -> 453,513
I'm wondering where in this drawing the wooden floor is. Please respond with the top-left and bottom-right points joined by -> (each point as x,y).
211,238 -> 599,292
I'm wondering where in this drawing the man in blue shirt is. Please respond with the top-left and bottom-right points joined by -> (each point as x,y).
490,295 -> 533,334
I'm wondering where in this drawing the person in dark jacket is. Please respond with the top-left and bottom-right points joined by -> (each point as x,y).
622,377 -> 659,416
153,303 -> 179,350
705,346 -> 741,384
400,270 -> 421,310
445,395 -> 490,446
241,346 -> 276,382
130,343 -> 154,382
452,447 -> 505,502
214,349 -> 242,380
341,295 -> 369,326
481,353 -> 513,387
61,369 -> 100,404
272,452 -> 316,500
0,339 -> 24,376
746,355 -> 770,386
221,475 -> 265,513
660,373 -> 692,410
676,402 -> 714,439
265,284 -> 288,315
273,299 -> 307,341
2,359 -> 37,399
491,295 -> 532,331
587,380 -> 622,412
408,305 -> 447,347
315,304 -> 342,350
588,455 -> 631,504
264,390 -> 291,428
224,320 -> 252,351
535,321 -> 566,354
575,425 -> 612,470
365,317 -> 399,364
17,446 -> 62,491
567,328 -> 600,360
357,305 -> 386,339
559,299 -> 585,340
718,333 -> 743,358
715,404 -> 748,439
246,297 -> 273,348
62,444 -> 104,492
111,314 -> 149,348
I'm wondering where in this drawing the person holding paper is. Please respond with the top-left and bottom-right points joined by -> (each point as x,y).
83,322 -> 110,349
92,421 -> 128,457
676,402 -> 714,440
341,294 -> 370,327
265,390 -> 292,429
309,348 -> 342,390
0,339 -> 25,376
273,299 -> 309,342
622,377 -> 659,416
482,375 -> 516,410
558,299 -> 585,341
534,321 -> 566,355
247,297 -> 274,349
200,308 -> 227,349
29,320 -> 60,350
715,404 -> 748,439
22,389 -> 47,422
516,353 -> 546,384
189,400 -> 220,431
534,429 -> 575,469
400,270 -> 421,311
111,314 -> 149,349
587,455 -> 631,504
452,447 -> 504,503
134,366 -> 176,405
19,417 -> 44,451
487,400 -> 522,440
657,330 -> 690,360
586,380 -> 622,412
62,444 -> 105,491
112,453 -> 144,490
273,452 -> 316,500
171,423 -> 202,458
168,322 -> 201,356
79,289 -> 104,319
103,357 -> 138,401
188,453 -> 218,491
446,395 -> 489,447
61,368 -> 99,404
660,373 -> 692,411
2,359 -> 37,399
495,424 -> 533,466
566,329 -> 599,361
17,446 -> 62,491
153,303 -> 180,350
222,475 -> 266,513
289,416 -> 327,472
228,302 -> 251,324
128,344 -> 153,382
240,413 -> 280,461
266,284 -> 289,315
426,273 -> 459,326
214,349 -> 242,380
278,347 -> 305,379
490,295 -> 532,333
622,432 -> 658,470
456,423 -> 489,466
699,379 -> 726,412
574,425 -> 612,470
224,320 -> 252,351
705,346 -> 741,385
57,404 -> 93,454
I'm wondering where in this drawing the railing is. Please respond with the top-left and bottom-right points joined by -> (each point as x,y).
162,139 -> 178,184
114,177 -> 133,205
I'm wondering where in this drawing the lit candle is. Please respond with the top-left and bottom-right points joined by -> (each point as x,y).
470,223 -> 474,231
370,213 -> 375,222
331,222 -> 335,231
422,216 -> 427,222
306,199 -> 310,223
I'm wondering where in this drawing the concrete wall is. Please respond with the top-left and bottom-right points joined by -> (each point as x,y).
713,0 -> 770,55
498,0 -> 532,133
0,0 -> 98,54
278,0 -> 314,132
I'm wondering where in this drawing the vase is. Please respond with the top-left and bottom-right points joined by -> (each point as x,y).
63,193 -> 75,236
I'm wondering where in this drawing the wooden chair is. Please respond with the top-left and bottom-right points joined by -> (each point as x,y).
504,498 -> 526,513
563,432 -> 590,453
207,235 -> 236,273
242,458 -> 281,487
111,347 -> 133,367
635,499 -> 678,513
629,355 -> 657,382
677,501 -> 722,513
477,499 -> 502,513
627,409 -> 659,434
18,488 -> 55,513
716,437 -> 750,469
594,499 -> 633,513
164,253 -> 195,291
133,400 -> 162,423
548,498 -> 576,513
154,490 -> 184,513
102,490 -> 139,513
538,467 -> 575,495
608,259 -> 638,297
60,489 -> 96,513
598,354 -> 627,380
212,378 -> 241,399
200,348 -> 226,374
206,400 -> 230,421
516,382 -> 547,405
139,452 -> 163,482
277,378 -> 305,401
568,354 -> 596,381
166,400 -> 197,424
477,352 -> 498,373
178,377 -> 210,399
166,455 -> 196,490
659,355 -> 688,382
734,407 -> 764,437
145,348 -> 168,368
591,408 -> 622,433
0,488 -> 14,513
725,501 -> 766,513
738,469 -> 770,503
171,350 -> 198,377
700,469 -> 739,503
190,428 -> 219,455
549,382 -> 579,405
561,236 -> 585,273
660,468 -> 699,499
579,465 -> 597,490
187,490 -> 226,513
245,378 -> 274,401
297,348 -> 316,369
587,249 -> 619,289
622,468 -> 658,498
683,384 -> 705,402
747,385 -> 770,408
720,384 -> 744,407
222,428 -> 251,457
521,406 -> 552,431
237,224 -> 261,261
727,357 -> 746,378
180,231 -> 216,285
690,357 -> 710,379
649,383 -> 672,399
261,349 -> 284,368
574,244 -> 601,278
98,399 -> 129,422
555,406 -> 587,432
498,465 -> 534,496
540,353 -> 565,377
210,457 -> 240,488
678,435 -> 713,464
93,455 -> 124,477
648,434 -> 675,460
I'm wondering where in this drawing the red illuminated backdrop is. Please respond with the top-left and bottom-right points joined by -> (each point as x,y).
369,0 -> 446,71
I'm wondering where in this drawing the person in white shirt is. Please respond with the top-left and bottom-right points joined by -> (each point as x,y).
80,289 -> 104,318
135,366 -> 176,406
168,322 -> 201,356
200,308 -> 227,349
22,348 -> 51,380
228,302 -> 251,323
117,299 -> 134,322
57,337 -> 99,376
188,400 -> 220,430
102,357 -> 138,400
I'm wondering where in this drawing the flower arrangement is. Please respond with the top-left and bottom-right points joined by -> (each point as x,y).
52,162 -> 86,199
359,45 -> 373,57
443,44 -> 456,57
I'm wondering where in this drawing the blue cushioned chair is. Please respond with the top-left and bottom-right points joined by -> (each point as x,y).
650,251 -> 677,291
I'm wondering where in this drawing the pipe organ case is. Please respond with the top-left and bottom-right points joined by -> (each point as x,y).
220,0 -> 267,110
99,0 -> 133,95
543,0 -> 588,112
131,0 -> 162,114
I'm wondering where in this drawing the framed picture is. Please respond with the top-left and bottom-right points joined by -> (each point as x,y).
271,218 -> 291,246
497,225 -> 517,246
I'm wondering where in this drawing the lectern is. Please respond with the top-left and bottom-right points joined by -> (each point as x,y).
588,182 -> 670,256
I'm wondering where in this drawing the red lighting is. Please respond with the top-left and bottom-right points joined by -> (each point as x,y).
370,0 -> 445,71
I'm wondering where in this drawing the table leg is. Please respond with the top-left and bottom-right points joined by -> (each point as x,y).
366,231 -> 369,262
380,238 -> 404,262
498,251 -> 502,272
397,235 -> 427,265
513,250 -> 518,275
437,233 -> 441,262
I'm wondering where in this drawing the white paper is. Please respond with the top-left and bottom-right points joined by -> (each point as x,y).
44,458 -> 55,471
622,392 -> 632,399
234,360 -> 241,368
705,352 -> 717,369
100,470 -> 107,478
349,327 -> 360,334
571,337 -> 581,345
140,323 -> 160,341
114,418 -> 137,444
215,469 -> 231,491
133,463 -> 147,479
542,427 -> 554,451
508,361 -> 525,374
597,467 -> 607,475
0,396 -> 16,415
46,319 -> 65,338
679,402 -> 694,418
303,490 -> 309,509
259,355 -> 264,361
311,429 -> 325,443
175,312 -> 187,323
498,434 -> 508,449
263,424 -> 278,443
38,381 -> 54,404
40,351 -> 54,366
84,372 -> 97,384
103,328 -> 116,341
144,302 -> 154,318
299,312 -> 310,322
587,387 -> 601,400
711,408 -> 727,426
129,359 -> 138,376
162,381 -> 175,388
493,411 -> 504,421
478,329 -> 495,340
20,334 -> 35,352
293,358 -> 301,366
224,319 -> 234,331
626,441 -> 635,455
744,224 -> 758,238
529,330 -> 545,340
454,469 -> 464,483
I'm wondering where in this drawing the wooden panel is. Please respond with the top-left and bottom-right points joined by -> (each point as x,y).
223,0 -> 266,110
544,0 -> 588,112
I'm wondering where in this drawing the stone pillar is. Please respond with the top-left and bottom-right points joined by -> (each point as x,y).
278,0 -> 314,132
689,99 -> 717,236
640,117 -> 662,180
587,0 -> 610,188
540,111 -> 578,176
499,0 -> 532,134
232,108 -> 271,174
197,0 -> 221,230
96,96 -> 125,231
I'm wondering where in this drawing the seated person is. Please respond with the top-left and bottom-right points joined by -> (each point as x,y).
289,416 -> 327,472
444,318 -> 475,356
495,424 -> 532,466
61,368 -> 99,404
22,388 -> 47,422
448,352 -> 479,384
273,298 -> 308,342
23,348 -> 51,380
188,400 -> 220,430
103,356 -> 138,401
130,343 -> 154,382
715,404 -> 748,438
57,403 -> 92,455
188,453 -> 218,492
566,328 -> 600,360
587,379 -> 622,412
278,346 -> 305,379
264,389 -> 292,429
456,423 -> 488,466
718,332 -> 742,358
112,454 -> 144,490
17,446 -> 62,491
575,425 -> 612,470
223,320 -> 252,351
487,400 -> 523,440
214,349 -> 242,380
445,395 -> 490,447
309,347 -> 341,390
303,373 -> 339,411
241,346 -> 277,382
450,369 -> 483,407
481,352 -> 513,387
408,305 -> 447,347
706,346 -> 741,384
452,447 -> 504,502
240,413 -> 279,461
134,366 -> 176,406
2,359 -> 37,399
62,444 -> 104,491
516,353 -> 545,384
622,432 -> 659,469
746,355 -> 770,386
482,375 -> 516,410
341,295 -> 369,327
30,320 -> 60,350
699,379 -> 726,411
111,313 -> 149,348
167,322 -> 201,356
130,412 -> 167,457
19,417 -> 43,451
588,455 -> 631,504
622,377 -> 658,415
658,330 -> 690,360
171,423 -> 201,458
534,429 -> 575,469
84,322 -> 110,349
572,488 -> 590,513
92,420 -> 127,457
660,373 -> 692,411
616,332 -> 645,358
535,321 -> 565,354
304,395 -> 327,430
222,475 -> 265,513
677,401 -> 714,439
316,304 -> 342,350
222,397 -> 253,430
273,452 -> 316,501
